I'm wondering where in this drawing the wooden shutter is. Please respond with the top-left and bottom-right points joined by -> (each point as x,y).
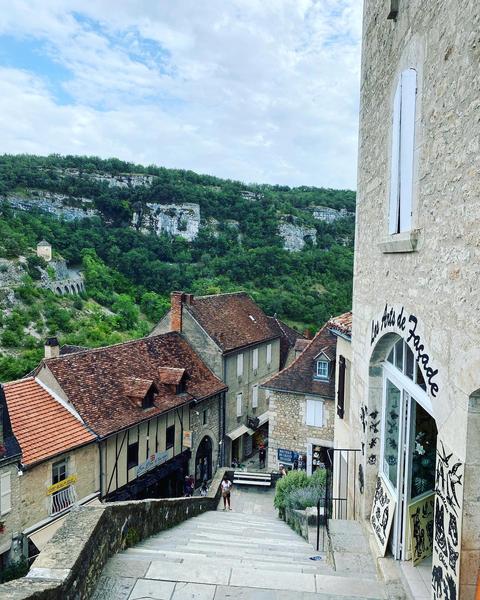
236,393 -> 242,417
389,79 -> 401,234
237,353 -> 243,377
315,401 -> 324,427
266,344 -> 272,365
399,68 -> 417,232
252,385 -> 258,408
306,399 -> 315,426
1,472 -> 11,515
337,355 -> 346,419
253,348 -> 258,371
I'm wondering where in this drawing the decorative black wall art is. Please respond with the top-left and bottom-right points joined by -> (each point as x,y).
370,476 -> 396,556
432,440 -> 464,600
408,493 -> 434,565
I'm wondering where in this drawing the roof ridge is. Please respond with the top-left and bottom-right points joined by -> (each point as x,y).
3,376 -> 35,387
193,291 -> 248,300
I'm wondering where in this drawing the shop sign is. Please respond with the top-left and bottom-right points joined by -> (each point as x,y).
137,450 -> 169,477
182,430 -> 192,448
47,474 -> 77,496
277,448 -> 296,464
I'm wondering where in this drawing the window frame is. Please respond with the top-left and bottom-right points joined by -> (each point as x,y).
236,392 -> 243,417
266,343 -> 272,367
166,424 -> 175,450
316,359 -> 329,380
237,353 -> 244,377
52,458 -> 68,485
306,397 -> 324,427
252,384 -> 259,409
252,347 -> 259,371
0,472 -> 12,516
127,441 -> 139,470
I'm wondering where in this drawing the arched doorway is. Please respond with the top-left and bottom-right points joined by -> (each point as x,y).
370,334 -> 438,562
195,436 -> 213,486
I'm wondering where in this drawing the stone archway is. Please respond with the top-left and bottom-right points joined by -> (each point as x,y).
195,436 -> 213,486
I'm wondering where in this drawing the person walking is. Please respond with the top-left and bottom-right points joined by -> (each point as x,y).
258,445 -> 266,469
184,476 -> 193,497
221,474 -> 232,511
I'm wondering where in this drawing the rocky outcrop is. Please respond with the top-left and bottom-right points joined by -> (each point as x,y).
2,192 -> 98,221
0,258 -> 26,289
60,169 -> 155,188
132,203 -> 200,241
312,206 -> 351,222
279,221 -> 317,252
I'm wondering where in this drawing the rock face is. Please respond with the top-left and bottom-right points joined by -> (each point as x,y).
279,221 -> 317,252
132,203 -> 201,241
312,206 -> 350,222
2,192 -> 98,221
0,258 -> 26,289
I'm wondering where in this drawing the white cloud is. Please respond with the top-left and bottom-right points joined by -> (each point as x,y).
0,0 -> 362,188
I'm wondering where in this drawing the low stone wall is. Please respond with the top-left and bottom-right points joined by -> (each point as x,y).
0,469 -> 226,599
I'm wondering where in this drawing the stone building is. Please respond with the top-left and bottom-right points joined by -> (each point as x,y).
36,240 -> 52,262
262,322 -> 338,475
344,2 -> 480,598
2,378 -> 99,563
152,292 -> 303,466
35,332 -> 226,499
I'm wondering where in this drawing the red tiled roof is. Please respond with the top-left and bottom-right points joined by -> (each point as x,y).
262,324 -> 337,398
158,367 -> 185,385
328,311 -> 352,337
186,292 -> 280,353
40,332 -> 227,438
267,316 -> 305,369
124,378 -> 156,398
3,378 -> 95,467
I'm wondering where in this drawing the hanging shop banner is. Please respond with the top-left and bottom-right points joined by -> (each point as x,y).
408,492 -> 435,565
47,474 -> 77,496
431,440 -> 464,600
182,430 -> 192,448
136,450 -> 169,477
370,475 -> 396,557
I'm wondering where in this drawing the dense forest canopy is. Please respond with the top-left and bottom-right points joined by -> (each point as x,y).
0,153 -> 356,382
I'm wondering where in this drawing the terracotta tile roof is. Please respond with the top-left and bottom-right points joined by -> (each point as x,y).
328,311 -> 352,337
262,324 -> 337,399
158,367 -> 185,385
124,378 -> 156,398
3,378 -> 95,467
39,332 -> 227,438
267,316 -> 305,369
185,292 -> 280,353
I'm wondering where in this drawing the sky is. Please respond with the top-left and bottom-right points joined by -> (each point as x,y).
0,1 -> 363,189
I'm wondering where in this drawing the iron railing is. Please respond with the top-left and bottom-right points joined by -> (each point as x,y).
50,485 -> 77,515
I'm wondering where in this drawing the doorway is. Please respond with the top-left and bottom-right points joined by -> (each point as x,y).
381,361 -> 437,562
195,436 -> 213,486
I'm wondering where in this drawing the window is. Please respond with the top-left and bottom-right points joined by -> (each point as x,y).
203,409 -> 208,426
306,398 -> 324,427
337,356 -> 346,419
166,425 -> 175,450
252,348 -> 259,371
382,380 -> 401,490
143,387 -> 155,409
316,360 -> 329,379
389,68 -> 417,234
266,344 -> 272,367
0,472 -> 11,515
237,353 -> 244,377
236,392 -> 243,417
252,385 -> 258,409
52,459 -> 67,484
127,442 -> 139,469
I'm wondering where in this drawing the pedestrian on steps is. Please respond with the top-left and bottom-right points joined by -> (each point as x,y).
221,474 -> 232,511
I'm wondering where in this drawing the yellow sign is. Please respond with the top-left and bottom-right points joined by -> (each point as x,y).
183,430 -> 192,448
47,474 -> 77,496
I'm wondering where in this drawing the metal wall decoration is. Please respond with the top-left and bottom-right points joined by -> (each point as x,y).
432,440 -> 464,600
408,492 -> 435,565
370,475 -> 396,556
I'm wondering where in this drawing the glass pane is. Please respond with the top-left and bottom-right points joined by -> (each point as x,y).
410,401 -> 437,499
387,348 -> 394,364
394,339 -> 404,371
383,380 -> 401,489
415,363 -> 427,391
406,345 -> 414,380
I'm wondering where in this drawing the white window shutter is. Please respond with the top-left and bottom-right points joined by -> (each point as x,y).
237,353 -> 243,377
1,472 -> 11,514
316,402 -> 324,427
253,348 -> 258,370
399,68 -> 417,232
252,385 -> 258,408
389,79 -> 401,234
266,344 -> 272,365
236,393 -> 243,417
306,399 -> 315,426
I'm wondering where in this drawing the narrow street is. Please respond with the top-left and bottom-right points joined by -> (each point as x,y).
92,486 -> 388,600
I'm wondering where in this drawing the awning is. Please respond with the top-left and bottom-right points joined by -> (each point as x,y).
257,411 -> 269,427
27,495 -> 102,551
226,424 -> 254,441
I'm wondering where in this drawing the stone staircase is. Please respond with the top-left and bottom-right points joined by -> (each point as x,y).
93,499 -> 390,599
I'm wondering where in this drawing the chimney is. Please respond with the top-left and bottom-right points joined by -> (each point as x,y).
170,292 -> 185,332
44,337 -> 60,359
184,294 -> 194,305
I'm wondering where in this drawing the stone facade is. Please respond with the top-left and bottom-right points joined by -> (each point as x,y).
267,390 -> 334,473
349,2 -> 480,598
0,460 -> 22,564
189,393 -> 222,482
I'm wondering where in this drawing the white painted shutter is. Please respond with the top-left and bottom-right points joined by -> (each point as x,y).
306,399 -> 315,426
252,385 -> 258,408
266,344 -> 272,366
315,401 -> 324,427
237,353 -> 243,377
236,392 -> 243,417
253,348 -> 258,370
389,79 -> 401,234
399,68 -> 417,232
1,472 -> 11,515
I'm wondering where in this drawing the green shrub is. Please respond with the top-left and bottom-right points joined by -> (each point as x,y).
274,470 -> 309,511
284,485 -> 325,511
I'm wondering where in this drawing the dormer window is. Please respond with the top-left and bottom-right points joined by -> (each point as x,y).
158,366 -> 187,395
124,378 -> 157,409
316,360 -> 329,380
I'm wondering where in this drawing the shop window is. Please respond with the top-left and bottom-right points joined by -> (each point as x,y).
237,353 -> 244,377
236,392 -> 243,417
127,442 -> 139,469
405,345 -> 414,380
316,360 -> 329,380
381,380 -> 401,490
306,398 -> 324,427
394,338 -> 403,371
387,339 -> 428,394
52,458 -> 67,484
0,472 -> 12,515
166,425 -> 175,450
389,68 -> 417,234
252,384 -> 258,409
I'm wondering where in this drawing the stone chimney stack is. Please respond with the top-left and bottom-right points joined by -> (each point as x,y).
170,292 -> 185,332
44,337 -> 60,359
